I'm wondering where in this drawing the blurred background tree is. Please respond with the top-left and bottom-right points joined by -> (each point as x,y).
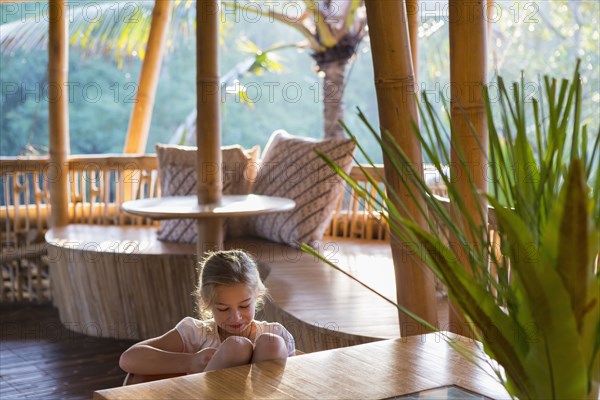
0,0 -> 598,162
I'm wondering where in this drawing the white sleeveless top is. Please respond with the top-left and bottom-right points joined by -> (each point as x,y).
175,317 -> 296,357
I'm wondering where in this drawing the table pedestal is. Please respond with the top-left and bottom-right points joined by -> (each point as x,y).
195,218 -> 223,255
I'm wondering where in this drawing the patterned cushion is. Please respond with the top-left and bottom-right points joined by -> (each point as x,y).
245,130 -> 355,247
155,144 -> 259,243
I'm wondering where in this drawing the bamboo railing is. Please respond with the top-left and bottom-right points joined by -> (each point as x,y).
0,155 -> 159,302
0,154 -> 453,303
1,155 -> 159,233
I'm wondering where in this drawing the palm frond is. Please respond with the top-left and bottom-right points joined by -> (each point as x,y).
1,1 -> 196,60
307,61 -> 600,399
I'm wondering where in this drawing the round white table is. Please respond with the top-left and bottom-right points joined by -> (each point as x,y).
121,194 -> 295,252
121,194 -> 295,219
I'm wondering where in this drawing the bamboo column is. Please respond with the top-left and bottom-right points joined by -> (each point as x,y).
196,0 -> 223,255
406,0 -> 419,87
487,0 -> 495,37
448,0 -> 488,336
123,0 -> 172,154
364,0 -> 437,336
487,0 -> 496,67
48,0 -> 70,228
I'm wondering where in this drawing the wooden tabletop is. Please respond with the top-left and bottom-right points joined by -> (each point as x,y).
93,333 -> 510,400
121,195 -> 295,220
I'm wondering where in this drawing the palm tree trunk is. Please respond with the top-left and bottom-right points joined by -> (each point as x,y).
364,0 -> 438,336
48,0 -> 70,228
322,60 -> 347,139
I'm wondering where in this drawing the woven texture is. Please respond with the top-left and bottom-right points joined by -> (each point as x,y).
246,130 -> 355,247
156,144 -> 258,243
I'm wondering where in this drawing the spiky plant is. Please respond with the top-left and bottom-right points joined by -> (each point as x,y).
305,62 -> 599,399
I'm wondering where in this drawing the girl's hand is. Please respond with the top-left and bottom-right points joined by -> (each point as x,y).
189,347 -> 217,373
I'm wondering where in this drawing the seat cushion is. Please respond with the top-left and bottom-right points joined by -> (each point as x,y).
244,130 -> 355,247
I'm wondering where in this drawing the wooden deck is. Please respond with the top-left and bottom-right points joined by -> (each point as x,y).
0,303 -> 134,399
230,238 -> 449,352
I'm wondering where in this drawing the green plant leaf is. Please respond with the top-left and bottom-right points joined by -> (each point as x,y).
556,160 -> 589,333
405,222 -> 532,396
488,196 -> 588,398
315,62 -> 599,399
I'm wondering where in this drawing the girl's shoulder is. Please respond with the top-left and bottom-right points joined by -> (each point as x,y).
176,316 -> 217,331
175,317 -> 219,353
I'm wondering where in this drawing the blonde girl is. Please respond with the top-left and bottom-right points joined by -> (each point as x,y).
120,250 -> 295,378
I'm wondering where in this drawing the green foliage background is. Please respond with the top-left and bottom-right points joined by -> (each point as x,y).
0,1 -> 598,162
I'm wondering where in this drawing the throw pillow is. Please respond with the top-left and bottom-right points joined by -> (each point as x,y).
245,130 -> 355,247
155,144 -> 259,243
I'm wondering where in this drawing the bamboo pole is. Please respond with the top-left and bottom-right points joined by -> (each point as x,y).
48,0 -> 70,228
406,0 -> 419,87
364,0 -> 437,336
487,0 -> 497,68
487,0 -> 495,37
196,0 -> 223,254
123,0 -> 172,154
448,0 -> 488,336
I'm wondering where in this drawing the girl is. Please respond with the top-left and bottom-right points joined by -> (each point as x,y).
119,250 -> 295,379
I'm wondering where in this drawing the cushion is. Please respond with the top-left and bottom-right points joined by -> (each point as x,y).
155,144 -> 259,243
244,130 -> 355,247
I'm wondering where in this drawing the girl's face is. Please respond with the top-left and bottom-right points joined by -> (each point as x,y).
209,283 -> 257,338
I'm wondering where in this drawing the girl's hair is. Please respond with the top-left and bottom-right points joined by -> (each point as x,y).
195,250 -> 267,319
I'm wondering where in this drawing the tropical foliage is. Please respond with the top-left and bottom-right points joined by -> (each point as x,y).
0,0 -> 367,140
228,0 -> 367,139
0,0 -> 195,66
307,62 -> 599,398
0,1 -> 597,162
170,39 -> 288,145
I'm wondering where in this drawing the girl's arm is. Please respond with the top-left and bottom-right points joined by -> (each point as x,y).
119,329 -> 215,375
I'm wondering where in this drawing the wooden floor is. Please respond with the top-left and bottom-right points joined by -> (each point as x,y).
231,238 -> 450,352
0,303 -> 134,399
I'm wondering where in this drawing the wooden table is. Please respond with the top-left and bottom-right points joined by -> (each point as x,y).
94,333 -> 510,399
